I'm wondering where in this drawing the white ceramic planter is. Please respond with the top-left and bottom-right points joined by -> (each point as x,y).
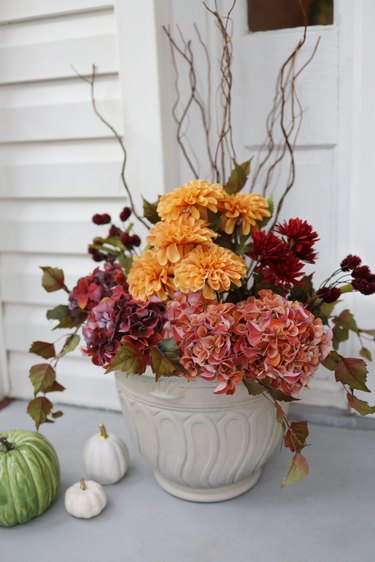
115,373 -> 282,502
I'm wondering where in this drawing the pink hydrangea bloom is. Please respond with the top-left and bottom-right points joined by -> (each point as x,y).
234,290 -> 332,396
164,289 -> 332,396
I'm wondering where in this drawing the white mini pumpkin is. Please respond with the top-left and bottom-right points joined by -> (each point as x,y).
83,424 -> 130,485
65,479 -> 107,519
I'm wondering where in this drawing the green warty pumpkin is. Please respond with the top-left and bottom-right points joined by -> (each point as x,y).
0,429 -> 60,527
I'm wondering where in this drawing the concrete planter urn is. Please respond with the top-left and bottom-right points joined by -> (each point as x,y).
115,373 -> 282,502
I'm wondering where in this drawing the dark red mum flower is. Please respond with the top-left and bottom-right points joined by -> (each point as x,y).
246,231 -> 288,262
352,265 -> 372,279
92,213 -> 111,225
275,218 -> 319,263
340,254 -> 362,271
120,207 -> 132,222
317,287 -> 341,303
256,253 -> 304,292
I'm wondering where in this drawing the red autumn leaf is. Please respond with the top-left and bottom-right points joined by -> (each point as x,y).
29,341 -> 56,360
27,397 -> 53,430
40,266 -> 67,293
347,393 -> 375,416
105,343 -> 147,375
29,363 -> 56,396
284,420 -> 309,453
335,358 -> 370,392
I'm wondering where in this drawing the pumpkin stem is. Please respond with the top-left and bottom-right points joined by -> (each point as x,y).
0,436 -> 15,453
98,424 -> 109,440
80,478 -> 87,491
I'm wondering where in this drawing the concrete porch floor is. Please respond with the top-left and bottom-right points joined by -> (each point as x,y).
1,399 -> 374,562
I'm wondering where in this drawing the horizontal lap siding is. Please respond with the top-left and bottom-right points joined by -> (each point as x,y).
0,1 -> 123,407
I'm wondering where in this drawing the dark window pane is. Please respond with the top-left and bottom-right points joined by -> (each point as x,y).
248,0 -> 334,32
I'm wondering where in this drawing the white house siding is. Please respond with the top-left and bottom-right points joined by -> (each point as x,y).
0,0 -> 128,408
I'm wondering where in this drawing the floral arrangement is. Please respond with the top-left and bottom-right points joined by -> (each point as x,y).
27,175 -> 375,486
27,2 -> 375,487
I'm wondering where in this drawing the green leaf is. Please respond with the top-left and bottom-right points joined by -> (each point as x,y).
118,254 -> 133,275
106,343 -> 147,375
29,364 -> 56,396
62,334 -> 80,354
243,377 -> 264,396
321,350 -> 342,372
143,197 -> 160,224
332,324 -> 349,350
40,266 -> 67,293
150,349 -> 177,381
290,273 -> 314,304
151,338 -> 182,381
284,421 -> 309,453
27,397 -> 53,430
29,341 -> 56,360
347,393 -> 375,416
335,358 -> 370,392
274,402 -> 286,427
46,304 -> 86,330
320,300 -> 339,319
224,159 -> 252,194
282,453 -> 309,488
333,309 -> 359,334
360,347 -> 372,362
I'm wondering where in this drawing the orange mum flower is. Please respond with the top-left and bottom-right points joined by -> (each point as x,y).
174,244 -> 247,299
127,249 -> 176,301
157,180 -> 226,222
147,215 -> 217,265
220,193 -> 270,236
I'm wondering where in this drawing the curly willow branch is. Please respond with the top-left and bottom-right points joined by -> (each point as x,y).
72,64 -> 150,231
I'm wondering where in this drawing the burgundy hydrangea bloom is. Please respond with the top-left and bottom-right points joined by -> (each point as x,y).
92,213 -> 111,225
255,254 -> 304,292
340,254 -> 362,271
317,287 -> 341,303
82,285 -> 165,367
246,231 -> 288,262
68,262 -> 125,315
275,218 -> 319,263
352,265 -> 372,279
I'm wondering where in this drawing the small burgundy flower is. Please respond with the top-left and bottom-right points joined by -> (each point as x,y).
92,250 -> 107,262
92,213 -> 111,225
352,278 -> 375,295
340,254 -> 362,271
130,235 -> 141,247
352,265 -> 372,279
275,218 -> 319,263
246,231 -> 288,262
317,287 -> 341,303
109,225 -> 122,237
120,207 -> 132,222
120,232 -> 132,246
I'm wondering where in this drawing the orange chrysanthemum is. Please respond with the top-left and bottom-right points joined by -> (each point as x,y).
147,214 -> 217,265
220,193 -> 270,236
174,244 -> 247,299
157,180 -> 226,222
127,249 -> 176,301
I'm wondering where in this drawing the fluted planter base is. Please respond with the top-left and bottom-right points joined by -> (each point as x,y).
154,467 -> 262,502
115,373 -> 282,503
